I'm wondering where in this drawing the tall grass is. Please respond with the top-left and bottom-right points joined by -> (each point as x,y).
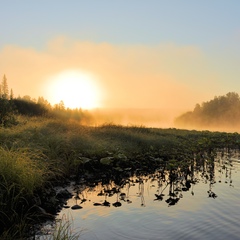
36,215 -> 80,240
50,215 -> 80,240
0,147 -> 47,193
0,146 -> 50,238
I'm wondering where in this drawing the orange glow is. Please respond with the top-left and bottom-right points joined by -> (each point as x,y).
0,38 -> 225,128
46,70 -> 101,109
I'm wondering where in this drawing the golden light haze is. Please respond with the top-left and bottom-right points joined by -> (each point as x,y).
1,37 -> 224,127
46,70 -> 101,109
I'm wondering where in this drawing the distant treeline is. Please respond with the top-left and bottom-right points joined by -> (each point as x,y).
175,92 -> 240,131
0,74 -> 92,126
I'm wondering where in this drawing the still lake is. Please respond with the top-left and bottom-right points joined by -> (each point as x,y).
53,151 -> 240,240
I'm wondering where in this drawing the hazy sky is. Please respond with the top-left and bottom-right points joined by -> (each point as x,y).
1,1 -> 240,113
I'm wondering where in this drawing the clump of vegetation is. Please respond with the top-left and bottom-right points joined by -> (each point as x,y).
48,215 -> 80,240
0,147 -> 49,238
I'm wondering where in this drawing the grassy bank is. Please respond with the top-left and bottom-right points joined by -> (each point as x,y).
0,116 -> 240,238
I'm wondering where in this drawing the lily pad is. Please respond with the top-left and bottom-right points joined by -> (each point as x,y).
79,157 -> 92,164
71,205 -> 83,210
100,157 -> 114,165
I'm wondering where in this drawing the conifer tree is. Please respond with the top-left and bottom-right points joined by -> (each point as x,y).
10,88 -> 14,100
0,75 -> 16,126
2,74 -> 9,99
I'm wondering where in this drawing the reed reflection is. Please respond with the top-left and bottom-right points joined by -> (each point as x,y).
66,150 -> 239,209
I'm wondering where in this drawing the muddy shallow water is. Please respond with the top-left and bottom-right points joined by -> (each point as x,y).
43,152 -> 240,240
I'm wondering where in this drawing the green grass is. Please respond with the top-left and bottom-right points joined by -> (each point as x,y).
0,147 -> 47,193
0,146 -> 50,238
50,215 -> 80,240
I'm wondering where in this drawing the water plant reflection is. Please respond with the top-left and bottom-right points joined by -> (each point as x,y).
65,149 -> 239,209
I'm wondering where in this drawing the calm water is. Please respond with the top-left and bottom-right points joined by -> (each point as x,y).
53,151 -> 240,240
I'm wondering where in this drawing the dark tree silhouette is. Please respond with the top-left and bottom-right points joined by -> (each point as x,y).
1,74 -> 9,99
175,92 -> 240,130
0,75 -> 93,126
0,75 -> 16,126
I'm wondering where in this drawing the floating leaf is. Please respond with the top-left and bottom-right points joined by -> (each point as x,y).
100,157 -> 114,165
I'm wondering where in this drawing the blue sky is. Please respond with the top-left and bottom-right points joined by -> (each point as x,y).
1,1 -> 240,116
1,1 -> 240,48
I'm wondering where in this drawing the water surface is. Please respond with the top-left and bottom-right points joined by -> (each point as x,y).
57,151 -> 240,240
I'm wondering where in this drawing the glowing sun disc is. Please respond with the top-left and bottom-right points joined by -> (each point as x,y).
47,70 -> 101,109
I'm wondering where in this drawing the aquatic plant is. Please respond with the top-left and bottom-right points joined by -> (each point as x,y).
48,214 -> 81,240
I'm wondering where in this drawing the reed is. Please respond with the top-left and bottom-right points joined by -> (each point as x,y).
39,215 -> 80,240
50,215 -> 80,240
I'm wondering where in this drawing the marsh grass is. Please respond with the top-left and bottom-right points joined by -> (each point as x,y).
0,147 -> 48,193
38,214 -> 81,240
50,215 -> 80,240
0,146 -> 51,238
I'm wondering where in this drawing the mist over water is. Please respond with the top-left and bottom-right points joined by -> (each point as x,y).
88,108 -> 184,129
86,107 -> 240,133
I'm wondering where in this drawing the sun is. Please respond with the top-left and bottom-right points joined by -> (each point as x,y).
47,70 -> 101,109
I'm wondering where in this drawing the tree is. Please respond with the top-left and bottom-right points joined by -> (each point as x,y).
54,100 -> 65,111
37,96 -> 51,109
174,92 -> 240,130
10,88 -> 14,100
2,74 -> 9,99
0,75 -> 16,126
